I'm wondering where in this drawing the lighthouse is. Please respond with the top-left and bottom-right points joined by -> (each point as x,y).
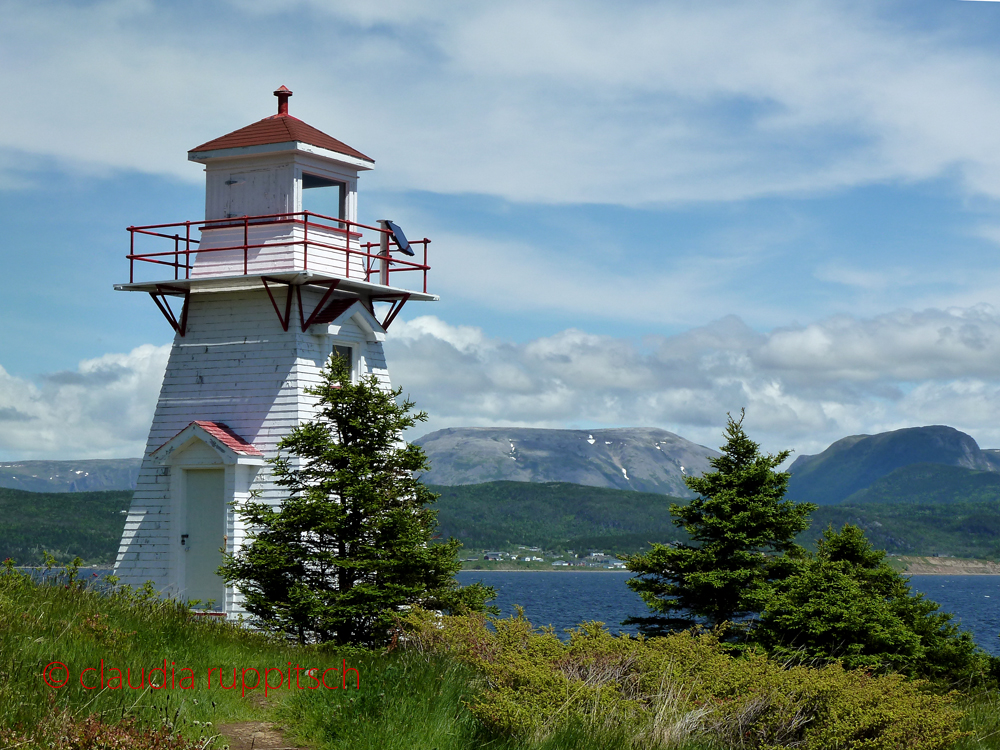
113,87 -> 435,615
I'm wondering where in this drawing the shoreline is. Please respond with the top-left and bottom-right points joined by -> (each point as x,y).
460,568 -> 628,573
891,556 -> 1000,576
463,556 -> 1000,576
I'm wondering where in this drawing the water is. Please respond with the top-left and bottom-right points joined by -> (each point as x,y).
909,576 -> 1000,655
19,567 -> 1000,654
457,571 -> 1000,655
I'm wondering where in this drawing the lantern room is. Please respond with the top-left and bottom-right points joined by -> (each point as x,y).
118,86 -> 433,336
191,86 -> 371,225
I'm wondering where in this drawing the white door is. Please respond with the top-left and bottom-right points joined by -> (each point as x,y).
184,469 -> 226,609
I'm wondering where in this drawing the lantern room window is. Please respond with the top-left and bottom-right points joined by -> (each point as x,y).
302,173 -> 346,221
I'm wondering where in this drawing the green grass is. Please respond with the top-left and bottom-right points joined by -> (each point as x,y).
0,564 -> 353,743
277,650 -> 689,750
0,565 -> 694,749
956,690 -> 1000,750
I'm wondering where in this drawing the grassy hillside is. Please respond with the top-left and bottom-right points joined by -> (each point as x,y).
431,481 -> 689,554
0,487 -> 132,565
844,462 -> 1000,504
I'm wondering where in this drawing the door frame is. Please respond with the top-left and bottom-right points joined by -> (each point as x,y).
153,426 -> 264,614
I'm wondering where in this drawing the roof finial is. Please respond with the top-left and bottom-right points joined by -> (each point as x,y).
274,85 -> 293,116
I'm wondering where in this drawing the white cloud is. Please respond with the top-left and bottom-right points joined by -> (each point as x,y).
388,307 -> 1000,457
5,1 -> 1000,204
0,344 -> 169,460
6,305 -> 1000,462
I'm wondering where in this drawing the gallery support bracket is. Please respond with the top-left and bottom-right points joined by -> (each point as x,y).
149,285 -> 190,337
150,278 -> 411,337
369,293 -> 410,330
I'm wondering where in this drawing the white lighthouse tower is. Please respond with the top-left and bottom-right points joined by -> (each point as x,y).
113,87 -> 435,615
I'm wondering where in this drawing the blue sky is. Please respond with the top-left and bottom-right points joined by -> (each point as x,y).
6,0 -> 1000,459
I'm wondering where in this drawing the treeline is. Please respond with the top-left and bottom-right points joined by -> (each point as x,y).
0,487 -> 132,565
431,481 -> 689,553
433,480 -> 1000,558
4,480 -> 1000,566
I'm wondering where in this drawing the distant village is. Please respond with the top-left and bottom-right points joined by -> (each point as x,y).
469,548 -> 627,570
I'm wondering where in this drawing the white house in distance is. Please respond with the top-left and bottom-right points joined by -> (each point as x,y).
113,87 -> 436,616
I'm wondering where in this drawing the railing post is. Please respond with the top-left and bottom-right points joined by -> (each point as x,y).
378,220 -> 391,286
185,221 -> 191,280
129,228 -> 134,283
243,215 -> 249,275
303,211 -> 308,271
423,241 -> 428,293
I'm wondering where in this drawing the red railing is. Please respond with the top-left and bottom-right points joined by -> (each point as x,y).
126,211 -> 430,293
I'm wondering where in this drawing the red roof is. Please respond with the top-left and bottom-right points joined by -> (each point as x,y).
192,421 -> 264,456
189,114 -> 373,163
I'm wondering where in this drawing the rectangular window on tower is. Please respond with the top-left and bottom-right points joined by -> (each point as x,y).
332,345 -> 354,381
302,174 -> 346,224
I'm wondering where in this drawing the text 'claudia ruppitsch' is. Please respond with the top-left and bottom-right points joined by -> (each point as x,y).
42,658 -> 361,697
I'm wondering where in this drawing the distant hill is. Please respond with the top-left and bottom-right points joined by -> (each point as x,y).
786,426 -> 1000,505
415,427 -> 718,497
808,498 -> 1000,559
431,481 -> 689,554
0,459 -> 141,493
0,487 -> 133,565
0,476 -> 997,566
844,462 -> 1000,505
430,480 -> 1000,560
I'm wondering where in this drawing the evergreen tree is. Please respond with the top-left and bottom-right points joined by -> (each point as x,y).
755,524 -> 989,684
623,410 -> 815,635
220,355 -> 494,646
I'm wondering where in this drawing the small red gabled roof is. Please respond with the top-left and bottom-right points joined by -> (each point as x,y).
189,86 -> 372,163
191,421 -> 264,456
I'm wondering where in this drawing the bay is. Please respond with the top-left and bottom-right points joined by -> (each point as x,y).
457,571 -> 1000,655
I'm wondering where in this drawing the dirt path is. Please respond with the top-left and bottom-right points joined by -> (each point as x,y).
216,721 -> 304,750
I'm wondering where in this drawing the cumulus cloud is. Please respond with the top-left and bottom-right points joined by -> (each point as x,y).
4,306 -> 1000,462
387,307 -> 1000,458
0,344 -> 169,460
5,1 -> 1000,204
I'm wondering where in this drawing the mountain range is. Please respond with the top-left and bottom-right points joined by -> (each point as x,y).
0,459 -> 141,493
417,424 -> 1000,507
413,427 -> 718,498
3,423 -> 1000,511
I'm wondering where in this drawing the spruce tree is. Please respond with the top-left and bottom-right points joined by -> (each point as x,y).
220,355 -> 494,645
623,410 -> 815,635
755,524 -> 987,683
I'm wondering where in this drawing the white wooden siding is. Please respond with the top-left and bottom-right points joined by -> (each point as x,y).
114,286 -> 395,618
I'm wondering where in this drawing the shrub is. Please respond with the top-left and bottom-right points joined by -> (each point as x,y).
399,608 -> 966,750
